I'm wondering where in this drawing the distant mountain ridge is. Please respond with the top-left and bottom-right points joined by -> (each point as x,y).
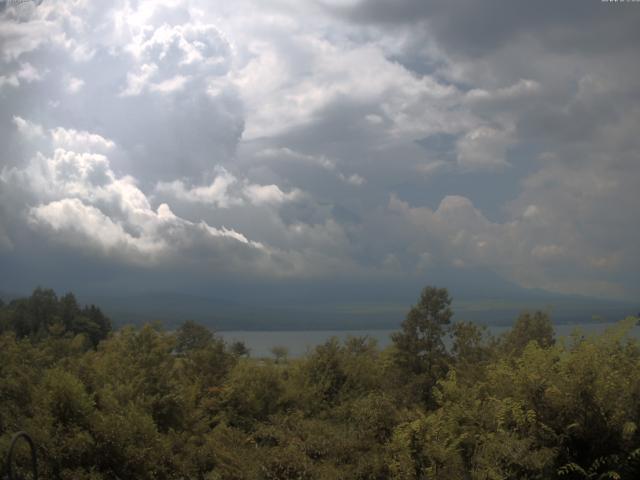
81,291 -> 637,332
3,275 -> 637,331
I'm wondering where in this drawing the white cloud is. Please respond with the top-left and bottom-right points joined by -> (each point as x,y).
2,119 -> 275,269
338,173 -> 366,186
156,168 -> 302,207
257,148 -> 336,171
50,127 -> 115,152
231,32 -> 464,139
120,63 -> 158,96
65,75 -> 84,93
256,147 -> 366,187
149,74 -> 188,94
155,168 -> 241,208
29,198 -> 165,258
121,21 -> 230,96
16,61 -> 41,81
2,117 -> 352,278
12,115 -> 44,138
465,79 -> 540,104
243,183 -> 301,206
456,126 -> 513,171
0,62 -> 42,89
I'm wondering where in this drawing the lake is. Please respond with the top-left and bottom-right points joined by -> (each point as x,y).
219,322 -> 638,358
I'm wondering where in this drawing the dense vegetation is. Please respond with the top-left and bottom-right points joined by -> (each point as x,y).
1,287 -> 639,479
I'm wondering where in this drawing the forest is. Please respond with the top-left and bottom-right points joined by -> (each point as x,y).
1,286 -> 640,479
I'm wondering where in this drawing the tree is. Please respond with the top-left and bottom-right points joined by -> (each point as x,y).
502,310 -> 555,355
450,321 -> 494,382
302,337 -> 348,407
59,292 -> 80,332
270,346 -> 289,364
229,340 -> 250,358
391,286 -> 453,404
223,361 -> 284,427
80,304 -> 111,346
29,287 -> 59,336
0,289 -> 111,346
175,320 -> 214,353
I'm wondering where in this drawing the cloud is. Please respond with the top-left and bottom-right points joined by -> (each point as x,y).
28,196 -> 269,266
156,167 -> 302,207
1,120 -> 277,272
338,173 -> 365,186
384,182 -> 639,298
50,126 -> 115,152
1,117 -> 358,281
531,244 -> 566,261
12,115 -> 44,138
29,198 -> 166,259
456,126 -> 512,171
322,0 -> 640,57
230,29 -> 463,140
254,147 -> 366,188
1,0 -> 639,301
155,168 -> 240,208
121,22 -> 231,96
243,183 -> 301,206
0,0 -> 244,183
65,75 -> 84,93
0,62 -> 40,89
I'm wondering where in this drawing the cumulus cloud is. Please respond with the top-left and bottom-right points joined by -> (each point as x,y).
156,167 -> 302,208
121,22 -> 230,96
384,184 -> 639,298
1,120 -> 277,271
29,198 -> 165,258
50,126 -> 115,152
1,0 -> 639,300
1,116 -> 358,281
233,39 -> 463,140
155,169 -> 240,208
243,183 -> 301,206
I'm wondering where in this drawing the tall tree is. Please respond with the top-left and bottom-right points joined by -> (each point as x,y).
391,286 -> 453,404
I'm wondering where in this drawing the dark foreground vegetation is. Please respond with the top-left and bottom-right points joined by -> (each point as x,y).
1,287 -> 640,479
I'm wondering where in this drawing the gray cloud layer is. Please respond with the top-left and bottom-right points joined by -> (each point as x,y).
1,0 -> 639,300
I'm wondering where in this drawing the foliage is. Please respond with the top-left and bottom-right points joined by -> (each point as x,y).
1,287 -> 639,479
270,346 -> 289,364
391,286 -> 453,405
501,310 -> 555,355
0,288 -> 111,347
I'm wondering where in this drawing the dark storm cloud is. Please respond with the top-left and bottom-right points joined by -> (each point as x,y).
323,0 -> 640,56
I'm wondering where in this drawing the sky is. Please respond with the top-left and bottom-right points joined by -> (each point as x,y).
0,0 -> 639,309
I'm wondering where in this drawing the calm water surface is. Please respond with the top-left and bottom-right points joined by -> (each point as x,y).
219,322 -> 637,358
